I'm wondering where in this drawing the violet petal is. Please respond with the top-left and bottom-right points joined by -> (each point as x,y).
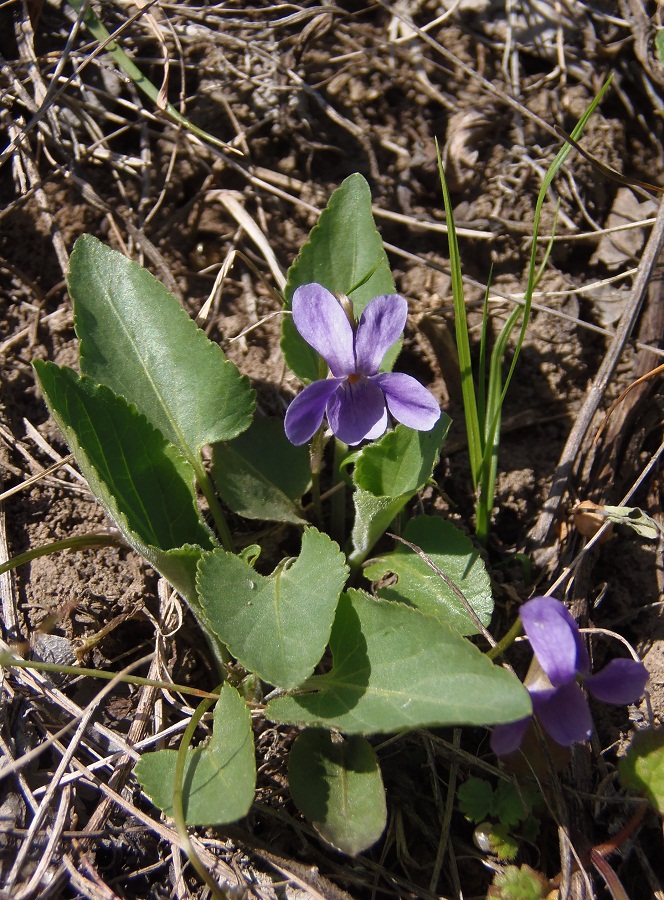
585,658 -> 649,705
292,283 -> 355,376
354,294 -> 408,375
326,377 -> 387,445
533,681 -> 593,746
520,596 -> 584,686
490,717 -> 532,756
284,378 -> 345,445
372,372 -> 441,431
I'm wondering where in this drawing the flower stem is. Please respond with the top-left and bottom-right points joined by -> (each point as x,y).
330,438 -> 348,545
194,463 -> 234,552
486,615 -> 523,660
309,427 -> 326,527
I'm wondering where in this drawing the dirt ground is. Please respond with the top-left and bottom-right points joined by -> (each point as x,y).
1,0 -> 663,897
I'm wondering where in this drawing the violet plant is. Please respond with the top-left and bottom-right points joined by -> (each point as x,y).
2,166 -> 652,868
14,173 -> 528,858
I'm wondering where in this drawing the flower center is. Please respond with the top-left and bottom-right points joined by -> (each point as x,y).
347,373 -> 361,384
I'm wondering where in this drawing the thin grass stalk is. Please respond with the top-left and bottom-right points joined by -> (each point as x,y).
435,140 -> 482,487
475,77 -> 614,540
486,77 -> 614,430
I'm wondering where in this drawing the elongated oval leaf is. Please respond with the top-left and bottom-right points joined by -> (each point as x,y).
34,362 -> 212,552
289,729 -> 386,856
268,590 -> 531,734
282,174 -> 397,382
69,235 -> 255,461
365,516 -> 492,635
135,683 -> 256,825
197,528 -> 349,689
354,418 -> 451,497
34,360 -> 228,666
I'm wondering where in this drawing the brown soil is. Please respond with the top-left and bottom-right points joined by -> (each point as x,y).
1,1 -> 663,897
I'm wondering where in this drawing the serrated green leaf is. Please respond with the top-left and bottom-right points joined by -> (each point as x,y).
134,683 -> 255,825
458,777 -> 494,822
69,235 -> 255,462
211,417 -> 310,524
34,362 -> 212,553
491,864 -> 551,900
33,361 -> 223,659
197,528 -> 349,689
282,174 -> 397,383
618,729 -> 664,814
602,505 -> 662,540
289,729 -> 386,855
267,590 -> 531,734
354,417 -> 451,497
493,780 -> 529,827
490,823 -> 519,861
365,516 -> 492,635
350,418 -> 450,564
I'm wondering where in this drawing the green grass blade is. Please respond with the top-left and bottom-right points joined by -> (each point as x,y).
435,140 -> 482,486
474,75 -> 614,541
492,76 -> 614,421
67,0 -> 239,155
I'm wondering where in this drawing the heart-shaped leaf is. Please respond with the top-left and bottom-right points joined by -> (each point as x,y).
268,590 -> 531,734
282,174 -> 397,383
197,528 -> 349,689
365,516 -> 492,635
135,683 -> 255,825
69,235 -> 255,464
289,729 -> 386,855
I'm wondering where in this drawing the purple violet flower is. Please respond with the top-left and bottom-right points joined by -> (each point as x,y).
284,283 -> 441,445
491,595 -> 649,756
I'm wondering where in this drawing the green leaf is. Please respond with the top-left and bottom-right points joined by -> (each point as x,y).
34,362 -> 212,553
267,590 -> 531,734
354,417 -> 451,497
489,824 -> 519,861
211,417 -> 310,524
493,780 -> 530,827
69,235 -> 255,461
288,729 -> 386,855
197,528 -> 349,689
134,683 -> 255,825
33,361 -> 224,658
457,777 -> 494,823
656,29 -> 664,65
618,729 -> 664,814
602,505 -> 663,540
282,174 -> 397,383
350,418 -> 451,564
365,516 -> 492,635
351,491 -> 411,568
490,864 -> 551,900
